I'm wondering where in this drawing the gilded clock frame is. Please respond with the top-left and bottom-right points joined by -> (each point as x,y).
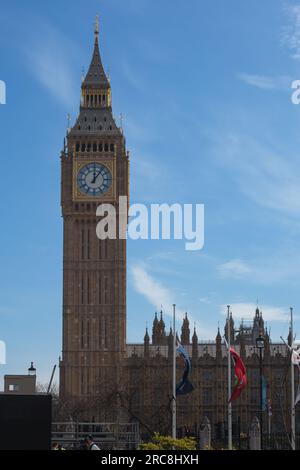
73,158 -> 116,201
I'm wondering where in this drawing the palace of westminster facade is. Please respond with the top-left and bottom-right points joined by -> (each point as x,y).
59,22 -> 297,438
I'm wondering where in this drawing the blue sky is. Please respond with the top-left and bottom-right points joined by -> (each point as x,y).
1,0 -> 300,385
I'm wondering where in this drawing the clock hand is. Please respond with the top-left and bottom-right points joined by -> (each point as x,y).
91,170 -> 101,184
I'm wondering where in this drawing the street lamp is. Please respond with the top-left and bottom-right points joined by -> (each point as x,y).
256,334 -> 265,450
28,362 -> 36,376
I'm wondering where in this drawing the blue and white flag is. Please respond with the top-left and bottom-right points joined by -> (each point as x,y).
176,343 -> 194,396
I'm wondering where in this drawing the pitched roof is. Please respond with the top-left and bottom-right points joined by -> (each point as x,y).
82,35 -> 110,89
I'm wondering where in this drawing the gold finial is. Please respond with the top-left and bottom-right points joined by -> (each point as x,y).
95,14 -> 99,38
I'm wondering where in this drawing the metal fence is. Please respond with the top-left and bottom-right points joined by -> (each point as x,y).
52,422 -> 140,450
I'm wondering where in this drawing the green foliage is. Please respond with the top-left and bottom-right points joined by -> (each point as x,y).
139,433 -> 197,450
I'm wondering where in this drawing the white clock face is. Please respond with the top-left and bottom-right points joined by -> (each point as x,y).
77,162 -> 112,197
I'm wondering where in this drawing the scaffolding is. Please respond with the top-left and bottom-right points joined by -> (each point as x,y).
51,421 -> 140,450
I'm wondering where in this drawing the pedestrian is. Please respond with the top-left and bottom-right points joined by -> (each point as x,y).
85,434 -> 100,450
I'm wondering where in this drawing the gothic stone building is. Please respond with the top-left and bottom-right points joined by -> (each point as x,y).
59,23 -> 296,440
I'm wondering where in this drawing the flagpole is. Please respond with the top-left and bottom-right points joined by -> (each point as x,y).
227,305 -> 232,450
172,303 -> 176,440
290,307 -> 296,450
268,409 -> 271,444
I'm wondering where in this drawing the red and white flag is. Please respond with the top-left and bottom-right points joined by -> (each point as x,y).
229,347 -> 247,403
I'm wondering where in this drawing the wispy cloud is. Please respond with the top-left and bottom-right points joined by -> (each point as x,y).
213,132 -> 300,215
218,251 -> 300,285
282,3 -> 300,60
131,264 -> 215,337
218,259 -> 251,279
22,22 -> 79,108
238,73 -> 292,91
131,264 -> 184,319
220,303 -> 289,323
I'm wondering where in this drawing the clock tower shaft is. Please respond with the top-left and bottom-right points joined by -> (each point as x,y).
59,21 -> 129,419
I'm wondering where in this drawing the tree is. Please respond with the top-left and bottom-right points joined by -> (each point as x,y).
139,433 -> 197,450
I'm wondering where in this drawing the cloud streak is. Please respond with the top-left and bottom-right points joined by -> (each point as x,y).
282,4 -> 300,60
220,302 -> 289,323
218,259 -> 251,279
22,21 -> 79,108
131,264 -> 216,338
213,132 -> 300,215
218,251 -> 300,285
238,73 -> 292,91
131,264 -> 184,319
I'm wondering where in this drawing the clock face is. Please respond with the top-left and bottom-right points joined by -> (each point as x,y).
77,162 -> 112,197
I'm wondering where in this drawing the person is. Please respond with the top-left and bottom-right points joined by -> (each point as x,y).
78,439 -> 88,450
85,434 -> 100,450
52,442 -> 59,450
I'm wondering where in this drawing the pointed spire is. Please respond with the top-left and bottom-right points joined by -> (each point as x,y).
159,310 -> 165,329
192,324 -> 198,342
82,16 -> 110,90
181,312 -> 190,345
216,324 -> 221,341
192,324 -> 198,359
216,324 -> 222,360
144,327 -> 149,343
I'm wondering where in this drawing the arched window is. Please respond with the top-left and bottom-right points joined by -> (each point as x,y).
81,143 -> 86,152
104,143 -> 109,152
93,142 -> 97,152
76,142 -> 80,152
110,143 -> 114,152
99,143 -> 103,152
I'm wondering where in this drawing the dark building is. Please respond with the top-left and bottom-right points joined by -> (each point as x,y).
126,308 -> 294,439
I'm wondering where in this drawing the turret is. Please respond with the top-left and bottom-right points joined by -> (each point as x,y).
192,325 -> 198,360
152,312 -> 159,345
181,312 -> 190,345
144,327 -> 150,358
224,312 -> 234,344
216,326 -> 222,360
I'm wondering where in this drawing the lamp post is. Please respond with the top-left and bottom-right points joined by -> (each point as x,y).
256,334 -> 265,450
28,362 -> 36,376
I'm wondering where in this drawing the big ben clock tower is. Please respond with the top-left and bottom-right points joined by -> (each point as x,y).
59,18 -> 129,419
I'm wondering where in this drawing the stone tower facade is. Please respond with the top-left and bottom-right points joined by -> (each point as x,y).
59,20 -> 129,420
